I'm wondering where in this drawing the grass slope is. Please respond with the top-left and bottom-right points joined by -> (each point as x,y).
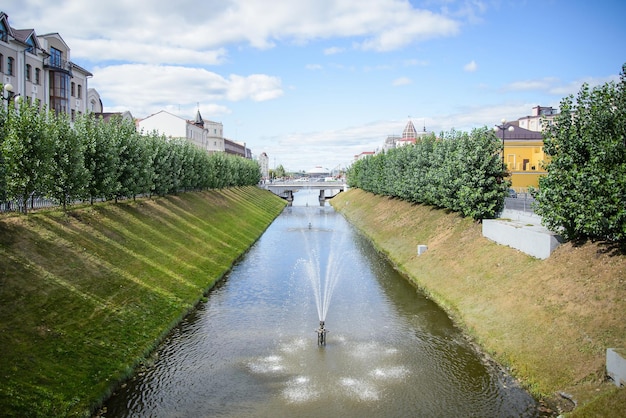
0,187 -> 286,417
331,189 -> 626,416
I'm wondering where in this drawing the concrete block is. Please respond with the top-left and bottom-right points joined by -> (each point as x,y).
607,348 -> 626,387
482,219 -> 562,259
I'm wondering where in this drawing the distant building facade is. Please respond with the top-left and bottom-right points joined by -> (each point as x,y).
0,12 -> 92,119
137,109 -> 251,158
494,105 -> 559,191
517,105 -> 558,132
258,152 -> 269,180
382,119 -> 433,151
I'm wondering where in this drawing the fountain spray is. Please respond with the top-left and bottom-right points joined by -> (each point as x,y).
316,321 -> 328,345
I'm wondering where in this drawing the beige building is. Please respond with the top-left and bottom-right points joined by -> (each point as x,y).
0,12 -> 92,119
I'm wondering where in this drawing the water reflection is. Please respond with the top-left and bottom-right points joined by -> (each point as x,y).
100,190 -> 539,417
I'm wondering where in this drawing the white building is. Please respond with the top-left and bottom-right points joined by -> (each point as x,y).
517,105 -> 558,132
137,109 -> 228,154
258,152 -> 269,180
0,12 -> 92,119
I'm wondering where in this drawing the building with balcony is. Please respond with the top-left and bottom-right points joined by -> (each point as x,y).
0,12 -> 92,118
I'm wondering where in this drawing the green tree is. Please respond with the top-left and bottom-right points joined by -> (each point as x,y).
0,101 -> 8,207
2,100 -> 52,213
345,128 -> 508,220
112,117 -> 150,201
456,127 -> 508,219
534,64 -> 626,241
81,114 -> 119,203
48,112 -> 89,211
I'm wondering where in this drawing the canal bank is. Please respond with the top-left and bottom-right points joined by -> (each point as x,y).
331,189 -> 626,416
0,187 -> 287,417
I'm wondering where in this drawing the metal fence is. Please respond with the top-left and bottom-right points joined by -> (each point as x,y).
504,193 -> 536,214
0,195 -> 113,213
1,192 -> 537,214
1,195 -> 58,213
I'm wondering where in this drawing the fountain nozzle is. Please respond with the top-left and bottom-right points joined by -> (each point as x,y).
316,321 -> 328,345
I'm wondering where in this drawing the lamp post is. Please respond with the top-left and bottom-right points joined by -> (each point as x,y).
494,118 -> 514,168
1,83 -> 20,107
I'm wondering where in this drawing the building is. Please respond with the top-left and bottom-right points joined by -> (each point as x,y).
137,109 -> 221,152
493,105 -> 559,191
518,105 -> 558,132
495,121 -> 547,191
354,151 -> 375,161
0,12 -> 92,119
382,119 -> 433,151
137,109 -> 251,159
258,152 -> 269,181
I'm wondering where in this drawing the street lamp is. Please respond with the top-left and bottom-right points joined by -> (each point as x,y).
1,83 -> 20,106
494,118 -> 514,167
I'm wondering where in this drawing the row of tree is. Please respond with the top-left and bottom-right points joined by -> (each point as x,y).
0,100 -> 261,213
346,127 -> 509,220
347,64 -> 626,243
533,64 -> 626,242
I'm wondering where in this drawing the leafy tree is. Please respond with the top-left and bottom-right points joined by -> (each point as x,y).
146,132 -> 175,196
534,64 -> 626,241
112,117 -> 150,201
456,127 -> 508,219
345,128 -> 508,220
48,112 -> 89,211
274,164 -> 286,179
80,114 -> 119,203
0,101 -> 8,207
2,100 -> 52,213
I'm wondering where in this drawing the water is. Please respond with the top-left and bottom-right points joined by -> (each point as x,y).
100,189 -> 539,417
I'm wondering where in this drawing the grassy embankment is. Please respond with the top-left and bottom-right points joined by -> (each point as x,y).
0,186 -> 286,417
331,188 -> 626,417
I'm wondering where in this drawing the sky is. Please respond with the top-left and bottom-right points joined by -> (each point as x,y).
3,1 -> 625,172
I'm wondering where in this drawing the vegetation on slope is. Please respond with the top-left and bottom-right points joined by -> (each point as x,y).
0,186 -> 286,417
332,189 -> 626,416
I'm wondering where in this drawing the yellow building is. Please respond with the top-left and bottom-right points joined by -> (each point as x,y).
494,122 -> 548,192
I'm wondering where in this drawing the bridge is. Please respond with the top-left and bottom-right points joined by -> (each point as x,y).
262,180 -> 347,204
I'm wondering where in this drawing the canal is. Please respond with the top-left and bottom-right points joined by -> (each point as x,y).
100,189 -> 539,417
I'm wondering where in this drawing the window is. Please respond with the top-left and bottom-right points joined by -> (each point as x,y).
71,82 -> 75,96
26,64 -> 32,81
50,47 -> 62,67
7,56 -> 13,76
77,84 -> 82,99
35,68 -> 40,84
0,21 -> 7,42
50,71 -> 70,114
25,36 -> 36,54
0,53 -> 3,73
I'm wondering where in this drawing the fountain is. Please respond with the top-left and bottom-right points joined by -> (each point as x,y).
316,321 -> 328,345
294,217 -> 348,346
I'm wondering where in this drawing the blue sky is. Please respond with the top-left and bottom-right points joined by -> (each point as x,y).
4,1 -> 625,172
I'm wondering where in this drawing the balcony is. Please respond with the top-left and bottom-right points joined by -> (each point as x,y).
44,56 -> 72,75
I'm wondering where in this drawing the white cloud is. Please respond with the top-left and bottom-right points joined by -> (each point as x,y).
90,64 -> 282,117
324,47 -> 345,55
502,75 -> 617,97
392,77 -> 412,86
9,0 -> 464,58
464,60 -> 478,72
